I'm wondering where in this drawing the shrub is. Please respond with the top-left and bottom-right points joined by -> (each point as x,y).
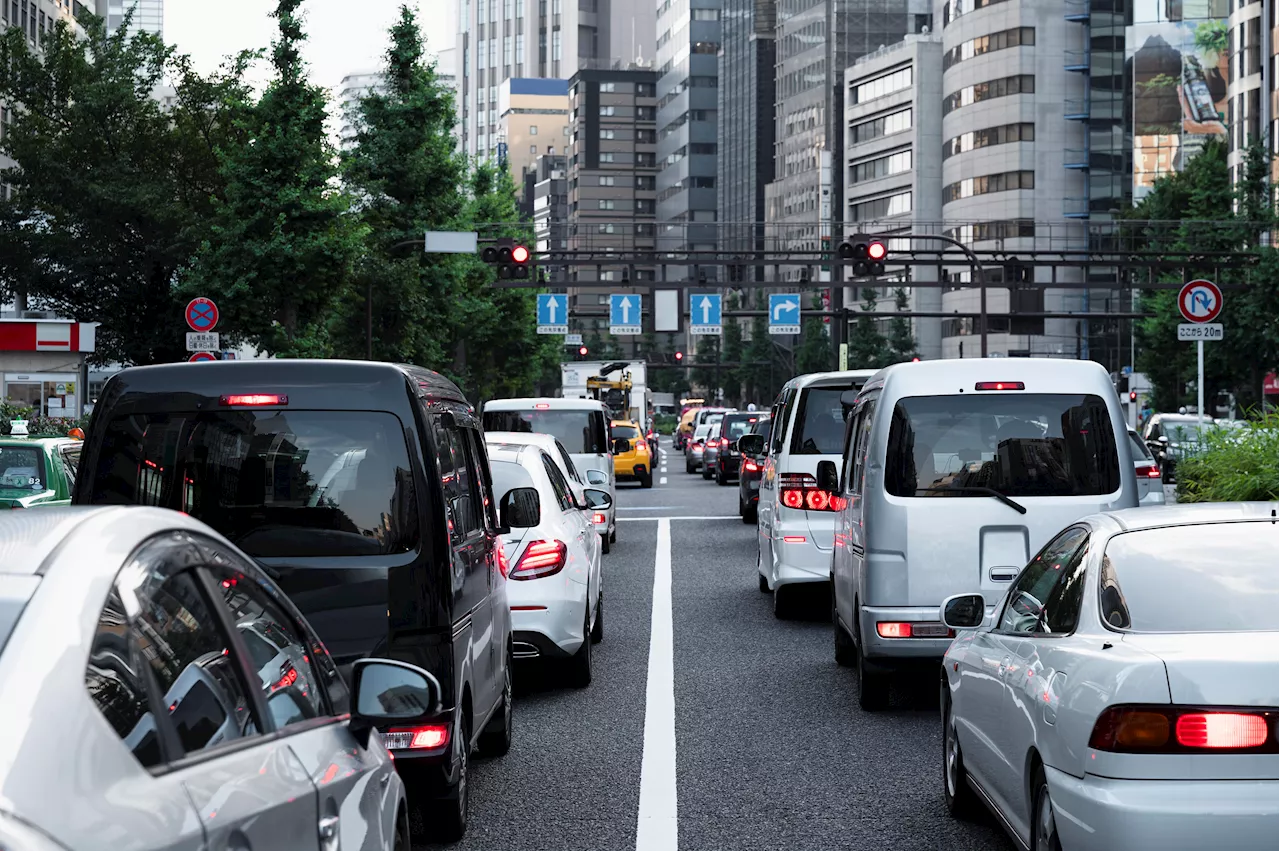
0,400 -> 90,437
1176,414 -> 1279,503
652,413 -> 678,435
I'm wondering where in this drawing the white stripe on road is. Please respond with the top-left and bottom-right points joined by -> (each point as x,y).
637,519 -> 677,851
619,515 -> 740,522
660,476 -> 667,485
620,506 -> 684,510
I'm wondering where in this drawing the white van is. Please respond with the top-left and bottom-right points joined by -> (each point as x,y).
824,359 -> 1137,709
482,398 -> 617,548
752,371 -> 878,618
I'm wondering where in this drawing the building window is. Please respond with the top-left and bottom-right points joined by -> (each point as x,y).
943,170 -> 1035,203
599,175 -> 616,186
601,129 -> 615,139
942,27 -> 1035,71
516,38 -> 524,64
552,30 -> 561,60
852,66 -> 912,104
849,149 -> 912,184
601,105 -> 615,116
598,223 -> 616,233
940,0 -> 1015,27
600,82 -> 616,92
944,220 -> 1035,243
943,122 -> 1035,159
636,175 -> 655,190
692,8 -> 719,19
600,152 -> 615,162
504,35 -> 512,67
599,199 -> 616,210
530,145 -> 538,153
942,75 -> 1035,116
530,125 -> 538,135
850,191 -> 912,222
850,108 -> 912,144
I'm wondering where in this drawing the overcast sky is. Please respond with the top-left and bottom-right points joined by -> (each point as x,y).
167,0 -> 455,92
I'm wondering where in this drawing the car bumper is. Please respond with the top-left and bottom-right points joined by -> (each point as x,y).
615,462 -> 648,480
770,515 -> 833,586
1045,765 -> 1279,851
508,581 -> 588,656
1138,489 -> 1166,506
858,605 -> 954,664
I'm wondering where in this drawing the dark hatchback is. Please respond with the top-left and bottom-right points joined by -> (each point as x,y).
711,412 -> 763,486
71,359 -> 513,842
736,414 -> 771,523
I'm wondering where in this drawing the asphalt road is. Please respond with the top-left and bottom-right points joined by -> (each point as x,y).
422,440 -> 1013,851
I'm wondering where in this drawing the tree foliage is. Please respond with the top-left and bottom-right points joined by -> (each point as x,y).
796,291 -> 831,374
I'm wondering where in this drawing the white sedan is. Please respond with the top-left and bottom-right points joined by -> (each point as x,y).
487,440 -> 610,687
939,502 -> 1279,851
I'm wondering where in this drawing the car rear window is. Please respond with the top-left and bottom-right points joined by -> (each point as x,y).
1099,523 -> 1278,632
0,446 -> 46,497
790,387 -> 855,455
721,415 -> 757,441
1128,431 -> 1153,462
884,393 -> 1122,498
489,459 -> 536,496
83,411 -> 420,558
611,424 -> 641,440
483,410 -> 608,455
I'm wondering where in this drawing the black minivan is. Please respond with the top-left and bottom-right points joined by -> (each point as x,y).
72,359 -> 513,842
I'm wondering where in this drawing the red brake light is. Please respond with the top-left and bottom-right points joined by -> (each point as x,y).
385,724 -> 451,751
496,541 -> 511,579
719,438 -> 729,447
220,394 -> 288,406
592,512 -> 607,524
805,489 -> 830,511
1090,706 -> 1277,753
1177,713 -> 1270,749
877,622 -> 912,638
974,382 -> 1025,391
780,472 -> 841,512
1135,464 -> 1161,478
510,540 -> 568,580
782,489 -> 804,508
743,460 -> 759,472
272,665 -> 298,691
535,403 -> 550,409
782,536 -> 807,543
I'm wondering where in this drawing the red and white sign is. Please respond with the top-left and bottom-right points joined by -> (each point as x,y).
1264,372 -> 1278,395
1178,280 -> 1223,323
185,297 -> 220,332
189,351 -> 217,362
0,320 -> 96,353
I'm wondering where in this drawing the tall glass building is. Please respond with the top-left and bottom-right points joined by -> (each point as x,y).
94,0 -> 161,37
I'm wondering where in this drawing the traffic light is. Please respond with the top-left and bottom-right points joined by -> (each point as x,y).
837,234 -> 887,277
578,345 -> 588,359
481,238 -> 531,279
674,351 -> 684,362
911,357 -> 921,362
1129,390 -> 1138,403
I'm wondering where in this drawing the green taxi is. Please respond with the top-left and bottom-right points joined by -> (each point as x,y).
0,421 -> 84,510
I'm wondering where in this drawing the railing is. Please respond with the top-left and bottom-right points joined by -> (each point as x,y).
1064,49 -> 1090,70
1063,0 -> 1090,20
1064,149 -> 1090,169
1063,198 -> 1090,218
1064,97 -> 1090,119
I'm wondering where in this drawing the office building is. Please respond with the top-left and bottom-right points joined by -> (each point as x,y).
497,77 -> 570,183
95,0 -> 160,36
1226,0 -> 1274,195
718,0 -> 776,266
567,66 -> 660,342
843,34 -> 944,359
527,151 -> 569,255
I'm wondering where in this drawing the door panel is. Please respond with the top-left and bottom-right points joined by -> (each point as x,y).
288,725 -> 395,851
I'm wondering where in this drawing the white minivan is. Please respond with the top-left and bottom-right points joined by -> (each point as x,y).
482,398 -> 617,548
823,359 -> 1137,709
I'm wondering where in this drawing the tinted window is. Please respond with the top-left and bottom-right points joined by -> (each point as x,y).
1041,540 -> 1091,634
483,410 -> 607,454
847,399 -> 877,495
85,411 -> 419,558
611,424 -> 641,440
884,394 -> 1121,498
791,387 -> 855,455
542,454 -> 574,511
0,446 -> 45,496
86,589 -> 164,768
60,445 -> 80,488
1127,431 -> 1153,462
435,422 -> 483,539
1099,523 -> 1279,632
721,415 -> 756,440
998,527 -> 1089,633
555,443 -> 582,483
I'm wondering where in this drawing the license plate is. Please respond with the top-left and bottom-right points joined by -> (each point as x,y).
749,480 -> 760,490
380,731 -> 413,750
912,623 -> 951,638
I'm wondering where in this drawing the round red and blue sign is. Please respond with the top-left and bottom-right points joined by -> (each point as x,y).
1178,280 -> 1222,324
186,297 -> 220,332
189,351 -> 217,362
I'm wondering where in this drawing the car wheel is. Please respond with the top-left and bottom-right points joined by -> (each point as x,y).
716,469 -> 728,486
702,464 -> 713,480
394,810 -> 411,851
772,584 -> 798,620
686,461 -> 695,474
943,689 -> 982,820
477,649 -> 513,757
590,591 -> 604,643
640,470 -> 653,489
568,606 -> 593,688
833,588 -> 856,668
609,527 -> 616,544
744,502 -> 758,524
600,532 -> 611,555
855,630 -> 890,711
1031,764 -> 1063,851
428,712 -> 470,842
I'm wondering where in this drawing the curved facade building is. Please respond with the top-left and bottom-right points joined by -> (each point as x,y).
936,0 -> 1089,358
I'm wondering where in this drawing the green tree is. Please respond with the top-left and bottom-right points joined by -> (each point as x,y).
886,287 -> 918,362
691,335 -> 721,398
183,0 -> 365,358
796,291 -> 831,374
846,287 -> 890,368
721,292 -> 745,404
0,14 -> 254,364
740,290 -> 776,405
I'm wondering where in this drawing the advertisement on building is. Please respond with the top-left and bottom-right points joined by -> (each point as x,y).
1127,0 -> 1230,198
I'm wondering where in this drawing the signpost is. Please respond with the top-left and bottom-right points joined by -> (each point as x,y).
184,297 -> 220,361
185,298 -> 219,332
1177,279 -> 1223,430
537,294 -> 568,334
610,294 -> 641,335
564,333 -> 583,346
768,294 -> 801,335
189,351 -> 217,362
689,293 -> 722,335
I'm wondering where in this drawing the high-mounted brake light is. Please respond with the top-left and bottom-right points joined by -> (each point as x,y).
220,394 -> 289,406
535,402 -> 551,409
510,540 -> 568,580
1089,705 -> 1277,753
974,382 -> 1025,391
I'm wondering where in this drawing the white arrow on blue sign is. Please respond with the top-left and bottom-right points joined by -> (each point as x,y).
768,294 -> 801,335
690,293 -> 722,335
610,293 -> 642,335
537,294 -> 568,334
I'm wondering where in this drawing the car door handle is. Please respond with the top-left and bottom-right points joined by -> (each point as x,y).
989,568 -> 1018,582
318,815 -> 340,851
999,655 -> 1012,678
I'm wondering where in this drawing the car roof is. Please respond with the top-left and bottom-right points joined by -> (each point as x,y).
485,444 -> 532,465
485,431 -> 566,452
860,357 -> 1112,397
611,419 -> 639,427
0,437 -> 78,448
484,397 -> 606,411
1090,502 -> 1278,534
784,370 -> 879,390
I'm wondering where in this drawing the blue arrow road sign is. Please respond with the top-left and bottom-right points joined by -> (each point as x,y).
610,294 -> 642,334
537,294 -> 568,334
690,293 -> 722,335
768,293 -> 801,335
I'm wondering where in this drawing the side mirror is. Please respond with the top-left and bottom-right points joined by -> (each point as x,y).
816,460 -> 840,493
940,593 -> 986,630
583,488 -> 613,511
840,389 -> 861,407
612,438 -> 631,455
349,658 -> 443,746
499,487 -> 541,528
737,433 -> 765,457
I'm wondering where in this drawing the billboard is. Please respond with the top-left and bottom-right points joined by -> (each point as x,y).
1127,0 -> 1229,199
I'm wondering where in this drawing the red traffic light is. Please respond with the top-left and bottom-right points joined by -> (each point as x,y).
1129,390 -> 1138,401
579,346 -> 588,356
868,241 -> 887,261
911,357 -> 920,362
511,245 -> 530,263
675,351 -> 684,361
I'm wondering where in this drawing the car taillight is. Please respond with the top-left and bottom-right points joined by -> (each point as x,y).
592,512 -> 606,524
496,541 -> 511,579
1135,464 -> 1161,478
219,394 -> 289,406
509,540 -> 568,580
1089,706 -> 1278,753
384,724 -> 450,751
719,438 -> 729,447
743,459 -> 759,472
974,382 -> 1025,391
779,473 -> 845,512
877,621 -> 954,638
272,664 -> 298,691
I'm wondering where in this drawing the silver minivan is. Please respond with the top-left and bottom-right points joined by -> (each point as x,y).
823,359 -> 1136,709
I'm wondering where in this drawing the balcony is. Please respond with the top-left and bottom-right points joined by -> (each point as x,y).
1064,98 -> 1090,120
1064,197 -> 1090,219
1064,49 -> 1090,72
1064,148 -> 1090,169
1064,0 -> 1090,21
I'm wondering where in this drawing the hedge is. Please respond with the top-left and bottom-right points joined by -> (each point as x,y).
1176,414 -> 1279,503
0,400 -> 90,437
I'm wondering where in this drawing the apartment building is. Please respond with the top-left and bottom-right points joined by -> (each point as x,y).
95,0 -> 160,36
336,71 -> 387,150
843,34 -> 944,359
527,151 -> 569,263
1226,0 -> 1274,195
498,77 -> 571,181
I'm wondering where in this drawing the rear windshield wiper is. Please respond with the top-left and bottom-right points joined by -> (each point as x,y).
915,486 -> 1027,515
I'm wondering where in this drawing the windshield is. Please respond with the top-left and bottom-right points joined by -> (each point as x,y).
1099,523 -> 1278,632
483,409 -> 608,454
0,446 -> 47,497
611,424 -> 641,440
84,411 -> 420,558
884,393 -> 1121,498
790,387 -> 855,455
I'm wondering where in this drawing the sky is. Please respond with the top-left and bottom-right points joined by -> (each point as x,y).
167,0 -> 455,92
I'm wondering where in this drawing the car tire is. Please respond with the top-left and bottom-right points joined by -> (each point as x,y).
716,468 -> 728,486
1030,764 -> 1063,851
702,464 -> 713,480
686,461 -> 696,474
568,605 -> 593,688
772,584 -> 798,620
610,527 -> 616,544
476,649 -> 513,757
590,591 -> 604,643
758,573 -> 769,592
855,631 -> 890,711
743,503 -> 758,524
394,810 -> 411,851
833,589 -> 856,668
942,689 -> 982,820
640,470 -> 653,489
427,712 -> 470,843
601,532 -> 611,555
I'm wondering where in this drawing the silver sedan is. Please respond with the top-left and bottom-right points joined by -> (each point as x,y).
0,506 -> 444,851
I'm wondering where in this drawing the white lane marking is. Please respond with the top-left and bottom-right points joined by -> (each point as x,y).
620,506 -> 683,510
637,518 -> 677,851
619,516 -> 739,522
660,476 -> 667,484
